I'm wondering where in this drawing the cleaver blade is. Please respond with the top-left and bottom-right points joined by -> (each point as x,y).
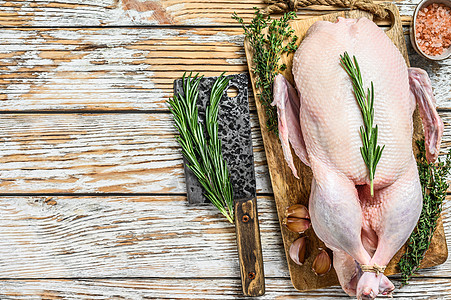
173,73 -> 265,296
174,73 -> 256,204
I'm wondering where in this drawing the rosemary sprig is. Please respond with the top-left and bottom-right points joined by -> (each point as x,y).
399,140 -> 451,285
340,52 -> 385,196
232,9 -> 298,134
168,73 -> 234,223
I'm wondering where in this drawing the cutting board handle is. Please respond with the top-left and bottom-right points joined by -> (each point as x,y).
380,3 -> 410,67
382,3 -> 402,36
235,197 -> 265,296
264,0 -> 388,19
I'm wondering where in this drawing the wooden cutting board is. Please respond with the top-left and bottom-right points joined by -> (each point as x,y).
244,3 -> 448,292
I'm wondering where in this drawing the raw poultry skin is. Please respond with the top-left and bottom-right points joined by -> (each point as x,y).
273,17 -> 443,299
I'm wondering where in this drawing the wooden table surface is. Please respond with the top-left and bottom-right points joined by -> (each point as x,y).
0,0 -> 450,298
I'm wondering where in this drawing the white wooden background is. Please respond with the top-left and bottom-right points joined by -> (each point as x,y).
0,0 -> 450,298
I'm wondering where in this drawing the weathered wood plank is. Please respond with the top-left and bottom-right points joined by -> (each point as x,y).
0,195 -> 450,279
0,277 -> 450,299
0,0 -> 418,27
0,27 -> 248,111
0,27 -> 449,112
0,113 -> 271,193
1,112 -> 451,194
0,195 -> 283,278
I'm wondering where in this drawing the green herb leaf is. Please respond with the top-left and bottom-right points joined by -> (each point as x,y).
340,52 -> 385,196
168,72 -> 234,223
398,139 -> 451,285
232,9 -> 298,135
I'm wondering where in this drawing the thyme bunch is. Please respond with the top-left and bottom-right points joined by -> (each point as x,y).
340,52 -> 385,196
233,9 -> 298,134
399,140 -> 451,284
168,73 -> 234,223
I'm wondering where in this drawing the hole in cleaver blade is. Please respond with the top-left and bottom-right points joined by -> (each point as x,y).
173,73 -> 256,206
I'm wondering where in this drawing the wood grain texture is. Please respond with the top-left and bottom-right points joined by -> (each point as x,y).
0,113 -> 271,194
0,27 -> 247,111
234,197 -> 265,296
1,112 -> 451,194
0,0 -> 419,27
0,195 -> 278,278
0,194 -> 450,279
1,0 -> 450,297
245,7 -> 448,291
0,277 -> 450,299
0,27 -> 449,112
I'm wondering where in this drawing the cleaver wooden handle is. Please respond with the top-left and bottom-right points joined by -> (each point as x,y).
234,197 -> 265,296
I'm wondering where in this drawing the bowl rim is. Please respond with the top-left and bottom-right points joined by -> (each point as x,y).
411,0 -> 451,61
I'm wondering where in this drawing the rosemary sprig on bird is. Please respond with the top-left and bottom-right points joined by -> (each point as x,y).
340,52 -> 385,196
168,73 -> 234,223
399,139 -> 451,284
232,9 -> 298,135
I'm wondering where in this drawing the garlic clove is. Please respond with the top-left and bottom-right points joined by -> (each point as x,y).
283,217 -> 311,233
312,249 -> 332,276
289,236 -> 307,265
285,204 -> 310,219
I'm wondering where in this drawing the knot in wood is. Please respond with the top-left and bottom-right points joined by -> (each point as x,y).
248,271 -> 256,279
242,214 -> 250,223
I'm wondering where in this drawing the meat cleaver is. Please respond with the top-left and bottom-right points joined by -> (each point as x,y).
174,73 -> 265,296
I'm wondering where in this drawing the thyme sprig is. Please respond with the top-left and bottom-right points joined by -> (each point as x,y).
340,52 -> 385,196
168,73 -> 234,223
233,9 -> 298,134
399,140 -> 451,284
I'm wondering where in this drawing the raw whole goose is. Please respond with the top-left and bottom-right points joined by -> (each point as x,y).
273,17 -> 443,299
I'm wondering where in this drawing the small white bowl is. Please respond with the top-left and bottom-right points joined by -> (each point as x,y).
410,0 -> 451,60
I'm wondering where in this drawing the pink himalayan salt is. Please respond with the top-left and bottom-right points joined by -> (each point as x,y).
415,3 -> 451,56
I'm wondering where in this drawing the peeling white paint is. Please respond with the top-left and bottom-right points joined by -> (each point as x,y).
0,194 -> 449,282
5,84 -> 31,93
183,17 -> 216,26
0,30 -> 28,42
0,113 -> 273,194
48,30 -> 83,40
124,9 -> 158,25
165,3 -> 184,13
0,195 -> 286,277
185,31 -> 244,47
226,58 -> 246,65
4,38 -> 168,109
